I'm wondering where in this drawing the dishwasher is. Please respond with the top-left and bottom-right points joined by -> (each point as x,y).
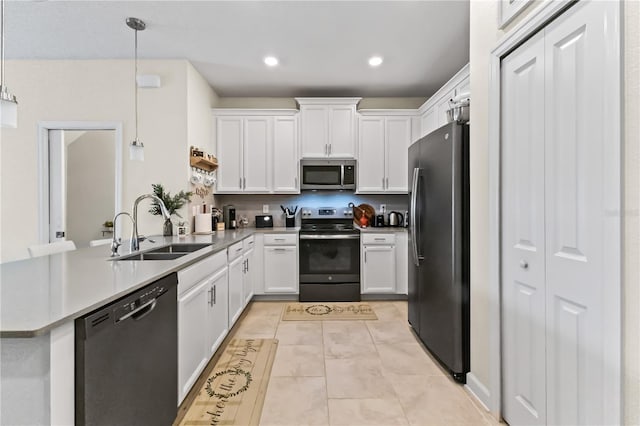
75,273 -> 178,426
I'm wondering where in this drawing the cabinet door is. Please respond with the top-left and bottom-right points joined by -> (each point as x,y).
273,116 -> 299,193
329,106 -> 356,157
264,246 -> 298,293
456,75 -> 470,97
228,256 -> 244,326
216,117 -> 243,192
436,90 -> 455,128
501,30 -> 547,426
385,117 -> 411,192
362,245 -> 396,293
178,279 -> 209,404
243,117 -> 271,192
207,267 -> 229,357
300,106 -> 329,158
243,248 -> 254,306
357,117 -> 385,192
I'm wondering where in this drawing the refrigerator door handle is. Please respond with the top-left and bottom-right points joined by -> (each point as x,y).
410,167 -> 424,266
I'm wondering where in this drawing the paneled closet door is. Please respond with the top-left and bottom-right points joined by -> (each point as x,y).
501,30 -> 547,426
543,1 -> 619,424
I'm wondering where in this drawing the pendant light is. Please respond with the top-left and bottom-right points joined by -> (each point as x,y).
127,17 -> 146,161
0,0 -> 18,128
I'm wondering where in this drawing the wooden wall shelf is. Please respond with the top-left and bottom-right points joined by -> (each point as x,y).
190,156 -> 218,172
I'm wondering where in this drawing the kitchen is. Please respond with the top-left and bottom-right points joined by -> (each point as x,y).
1,1 -> 638,426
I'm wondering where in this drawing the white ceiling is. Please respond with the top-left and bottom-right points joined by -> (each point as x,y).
5,1 -> 470,98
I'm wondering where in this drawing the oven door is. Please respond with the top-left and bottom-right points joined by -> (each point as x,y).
299,233 -> 360,283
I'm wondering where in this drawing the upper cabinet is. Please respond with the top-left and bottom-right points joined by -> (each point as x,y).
296,98 -> 361,158
357,111 -> 417,193
417,63 -> 470,139
213,110 -> 299,194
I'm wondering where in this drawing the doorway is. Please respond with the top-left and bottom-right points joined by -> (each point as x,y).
38,122 -> 123,248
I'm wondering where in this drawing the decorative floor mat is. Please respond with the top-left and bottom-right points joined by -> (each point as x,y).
281,302 -> 378,321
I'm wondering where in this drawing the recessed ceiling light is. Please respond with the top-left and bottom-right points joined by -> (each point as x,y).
368,56 -> 383,67
264,56 -> 279,67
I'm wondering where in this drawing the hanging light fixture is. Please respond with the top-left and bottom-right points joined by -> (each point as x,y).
0,0 -> 18,128
126,17 -> 146,161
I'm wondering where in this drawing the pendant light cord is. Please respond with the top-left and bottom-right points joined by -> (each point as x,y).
134,26 -> 138,141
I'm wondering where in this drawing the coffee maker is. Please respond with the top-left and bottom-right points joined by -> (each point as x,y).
223,205 -> 236,229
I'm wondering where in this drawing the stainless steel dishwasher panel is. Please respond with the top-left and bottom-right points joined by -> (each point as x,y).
75,273 -> 178,426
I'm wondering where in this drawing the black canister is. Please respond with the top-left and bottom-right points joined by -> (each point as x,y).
375,215 -> 385,227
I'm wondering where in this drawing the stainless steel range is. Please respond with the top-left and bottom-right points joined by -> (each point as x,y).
299,207 -> 361,302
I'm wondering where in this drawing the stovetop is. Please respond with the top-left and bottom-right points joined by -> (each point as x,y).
299,206 -> 358,233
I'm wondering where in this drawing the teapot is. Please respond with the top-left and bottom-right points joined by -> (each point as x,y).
388,211 -> 404,227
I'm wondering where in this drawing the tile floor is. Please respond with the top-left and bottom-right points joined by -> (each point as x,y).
227,301 -> 499,426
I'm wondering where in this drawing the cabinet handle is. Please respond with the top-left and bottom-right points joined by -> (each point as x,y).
295,177 -> 298,187
275,238 -> 285,241
386,177 -> 389,189
374,238 -> 386,241
329,144 -> 332,155
364,251 -> 367,263
520,260 -> 529,270
236,247 -> 243,252
382,177 -> 385,189
273,248 -> 286,252
325,144 -> 328,155
208,288 -> 213,306
213,285 -> 216,305
246,260 -> 249,272
243,177 -> 246,189
239,177 -> 242,189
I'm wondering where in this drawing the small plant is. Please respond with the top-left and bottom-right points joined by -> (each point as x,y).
149,184 -> 193,218
103,220 -> 114,228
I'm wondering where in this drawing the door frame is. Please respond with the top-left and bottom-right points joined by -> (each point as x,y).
37,121 -> 123,243
483,0 -> 622,420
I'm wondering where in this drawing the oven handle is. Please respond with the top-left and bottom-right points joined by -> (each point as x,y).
299,234 -> 360,240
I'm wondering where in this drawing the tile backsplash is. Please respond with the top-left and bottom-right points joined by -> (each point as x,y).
215,192 -> 409,227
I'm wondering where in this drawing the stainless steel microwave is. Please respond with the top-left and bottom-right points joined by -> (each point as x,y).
300,159 -> 356,190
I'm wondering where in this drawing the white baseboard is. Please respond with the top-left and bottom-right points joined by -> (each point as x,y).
465,372 -> 491,412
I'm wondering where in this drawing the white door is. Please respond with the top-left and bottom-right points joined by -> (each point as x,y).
207,267 -> 229,357
385,117 -> 411,192
243,248 -> 254,306
501,1 -> 621,424
243,117 -> 271,192
228,256 -> 244,326
273,116 -> 299,193
216,117 -> 243,192
357,117 -> 385,192
329,106 -> 356,157
501,30 -> 547,426
264,246 -> 298,293
543,2 -> 619,424
300,106 -> 328,157
362,245 -> 396,293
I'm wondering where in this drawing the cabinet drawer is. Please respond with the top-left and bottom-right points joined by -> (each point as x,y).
243,235 -> 255,251
264,234 -> 297,245
227,241 -> 244,262
178,250 -> 227,295
362,233 -> 396,245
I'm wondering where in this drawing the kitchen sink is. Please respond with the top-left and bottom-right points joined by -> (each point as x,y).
116,252 -> 188,261
147,243 -> 211,254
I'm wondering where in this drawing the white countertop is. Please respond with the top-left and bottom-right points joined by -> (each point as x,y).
356,225 -> 408,233
0,230 -> 259,337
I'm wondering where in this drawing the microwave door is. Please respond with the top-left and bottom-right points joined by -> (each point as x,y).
302,166 -> 342,190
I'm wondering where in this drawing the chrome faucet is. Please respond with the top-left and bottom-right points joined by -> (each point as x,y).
110,212 -> 134,257
131,194 -> 171,252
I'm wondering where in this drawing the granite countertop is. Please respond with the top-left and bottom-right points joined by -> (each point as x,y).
0,229 -> 262,337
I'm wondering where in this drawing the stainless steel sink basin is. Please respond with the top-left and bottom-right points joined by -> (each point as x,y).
147,243 -> 211,254
116,252 -> 187,261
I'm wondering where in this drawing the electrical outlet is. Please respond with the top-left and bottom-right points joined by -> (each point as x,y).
263,204 -> 269,213
380,204 -> 386,214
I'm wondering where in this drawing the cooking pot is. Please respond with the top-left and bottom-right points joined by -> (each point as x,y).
388,211 -> 404,227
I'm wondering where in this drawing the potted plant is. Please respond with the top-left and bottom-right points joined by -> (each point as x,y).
148,184 -> 193,236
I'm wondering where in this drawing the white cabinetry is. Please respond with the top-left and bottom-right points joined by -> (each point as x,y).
213,110 -> 299,194
177,250 -> 228,404
296,98 -> 361,158
361,233 -> 396,294
263,233 -> 298,293
357,112 -> 415,193
242,236 -> 255,306
417,64 -> 470,139
227,241 -> 245,326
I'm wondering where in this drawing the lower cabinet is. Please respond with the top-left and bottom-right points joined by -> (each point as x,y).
242,237 -> 255,306
228,248 -> 244,327
361,232 -> 408,295
177,251 -> 228,404
263,234 -> 298,293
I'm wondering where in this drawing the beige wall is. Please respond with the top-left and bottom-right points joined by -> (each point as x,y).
469,1 -> 640,422
0,59 -> 217,262
66,130 -> 115,248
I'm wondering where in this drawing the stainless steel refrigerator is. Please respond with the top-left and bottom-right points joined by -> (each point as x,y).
408,122 -> 470,383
